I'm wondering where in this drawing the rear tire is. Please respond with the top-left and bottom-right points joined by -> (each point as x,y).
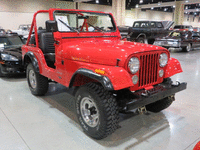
26,63 -> 49,96
146,96 -> 174,113
75,82 -> 119,139
183,43 -> 191,52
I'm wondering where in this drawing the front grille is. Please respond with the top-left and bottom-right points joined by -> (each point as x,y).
138,53 -> 159,87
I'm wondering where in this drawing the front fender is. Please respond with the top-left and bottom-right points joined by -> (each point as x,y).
164,57 -> 183,78
70,64 -> 133,91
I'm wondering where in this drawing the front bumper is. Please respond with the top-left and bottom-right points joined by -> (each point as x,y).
119,81 -> 187,111
0,61 -> 24,75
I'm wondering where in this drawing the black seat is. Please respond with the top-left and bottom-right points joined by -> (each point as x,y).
39,32 -> 55,68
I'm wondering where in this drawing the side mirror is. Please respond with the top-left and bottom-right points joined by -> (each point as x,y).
46,20 -> 58,32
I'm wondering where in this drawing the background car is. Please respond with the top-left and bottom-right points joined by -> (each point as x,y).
173,25 -> 193,31
118,25 -> 131,39
193,27 -> 200,32
153,30 -> 200,52
0,33 -> 25,76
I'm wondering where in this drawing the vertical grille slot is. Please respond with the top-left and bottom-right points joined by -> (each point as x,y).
139,53 -> 159,87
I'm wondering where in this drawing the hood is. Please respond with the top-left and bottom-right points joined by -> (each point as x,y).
1,47 -> 22,60
62,39 -> 166,67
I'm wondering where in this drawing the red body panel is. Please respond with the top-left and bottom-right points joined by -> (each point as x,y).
22,8 -> 183,91
164,57 -> 183,78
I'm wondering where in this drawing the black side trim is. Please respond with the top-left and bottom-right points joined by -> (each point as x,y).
62,36 -> 118,39
69,68 -> 114,91
24,52 -> 39,73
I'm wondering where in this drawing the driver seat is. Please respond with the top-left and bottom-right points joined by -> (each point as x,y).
39,32 -> 55,68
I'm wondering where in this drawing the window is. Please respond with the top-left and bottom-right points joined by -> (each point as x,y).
140,22 -> 149,28
156,22 -> 163,28
150,22 -> 156,28
133,22 -> 140,27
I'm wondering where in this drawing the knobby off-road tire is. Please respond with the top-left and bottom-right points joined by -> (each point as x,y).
146,96 -> 173,113
75,82 -> 119,140
26,63 -> 49,96
0,64 -> 5,77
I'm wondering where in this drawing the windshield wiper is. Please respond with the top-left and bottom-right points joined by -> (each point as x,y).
58,19 -> 79,33
88,23 -> 104,32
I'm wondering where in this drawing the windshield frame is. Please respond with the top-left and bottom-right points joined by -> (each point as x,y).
53,10 -> 117,33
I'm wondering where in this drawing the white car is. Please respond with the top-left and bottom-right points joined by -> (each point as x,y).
12,24 -> 31,36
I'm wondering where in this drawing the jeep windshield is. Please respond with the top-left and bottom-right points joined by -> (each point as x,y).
54,11 -> 116,32
0,36 -> 24,49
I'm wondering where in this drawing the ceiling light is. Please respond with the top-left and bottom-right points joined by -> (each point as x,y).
173,5 -> 176,8
164,8 -> 167,11
140,0 -> 143,3
136,4 -> 139,8
185,0 -> 188,2
96,0 -> 99,3
151,7 -> 154,10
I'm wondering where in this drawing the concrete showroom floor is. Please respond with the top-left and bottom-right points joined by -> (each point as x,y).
0,48 -> 200,150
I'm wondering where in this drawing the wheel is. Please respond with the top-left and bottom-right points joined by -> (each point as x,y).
75,82 -> 119,139
183,43 -> 191,52
0,64 -> 5,77
145,96 -> 174,113
137,37 -> 145,43
137,37 -> 148,44
26,63 -> 49,96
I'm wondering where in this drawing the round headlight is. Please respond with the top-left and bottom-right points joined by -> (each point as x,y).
159,53 -> 168,67
128,57 -> 140,74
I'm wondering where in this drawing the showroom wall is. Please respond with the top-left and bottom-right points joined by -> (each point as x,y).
0,0 -> 74,30
125,9 -> 173,26
0,0 -> 197,30
183,15 -> 200,27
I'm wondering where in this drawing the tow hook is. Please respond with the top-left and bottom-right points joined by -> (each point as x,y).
173,81 -> 180,87
169,95 -> 175,101
138,106 -> 147,114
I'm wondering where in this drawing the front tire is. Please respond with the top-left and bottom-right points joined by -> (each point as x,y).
75,82 -> 119,140
146,96 -> 174,113
26,63 -> 49,96
137,37 -> 145,43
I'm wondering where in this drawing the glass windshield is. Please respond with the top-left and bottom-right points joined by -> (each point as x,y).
54,11 -> 116,32
0,36 -> 23,49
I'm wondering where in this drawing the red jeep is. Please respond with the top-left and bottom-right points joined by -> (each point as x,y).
22,8 -> 187,139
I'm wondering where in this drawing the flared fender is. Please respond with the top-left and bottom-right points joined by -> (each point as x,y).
164,57 -> 183,78
102,67 -> 133,90
70,65 -> 133,91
